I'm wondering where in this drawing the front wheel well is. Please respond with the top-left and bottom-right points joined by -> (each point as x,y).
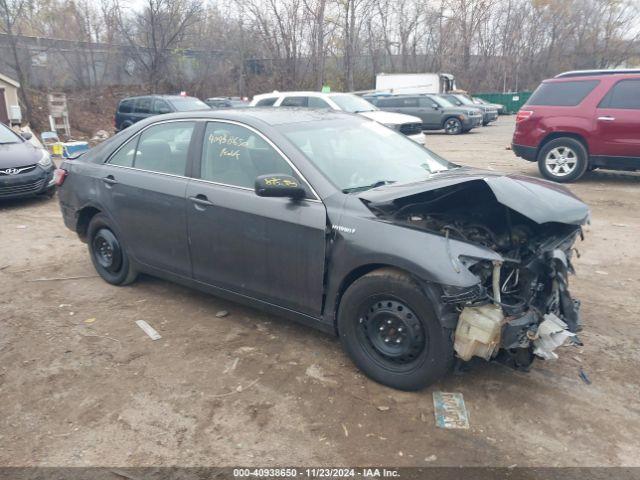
76,206 -> 101,241
333,264 -> 416,334
538,132 -> 589,156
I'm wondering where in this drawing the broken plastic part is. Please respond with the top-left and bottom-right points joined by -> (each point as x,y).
532,313 -> 575,360
454,304 -> 504,361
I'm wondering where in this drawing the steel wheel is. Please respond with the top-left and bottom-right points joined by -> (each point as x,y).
92,228 -> 123,274
544,146 -> 578,177
357,299 -> 426,366
444,118 -> 462,135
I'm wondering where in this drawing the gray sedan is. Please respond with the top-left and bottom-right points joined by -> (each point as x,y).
57,109 -> 588,390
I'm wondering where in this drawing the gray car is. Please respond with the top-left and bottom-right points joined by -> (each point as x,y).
370,94 -> 483,134
440,94 -> 499,125
57,109 -> 589,391
0,123 -> 55,199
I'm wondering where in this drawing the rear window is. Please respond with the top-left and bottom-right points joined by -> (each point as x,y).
527,80 -> 599,106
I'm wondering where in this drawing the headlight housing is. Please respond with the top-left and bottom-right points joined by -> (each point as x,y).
38,149 -> 52,168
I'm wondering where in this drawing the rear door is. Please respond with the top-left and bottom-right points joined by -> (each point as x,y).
593,78 -> 640,159
186,120 -> 327,316
99,120 -> 196,277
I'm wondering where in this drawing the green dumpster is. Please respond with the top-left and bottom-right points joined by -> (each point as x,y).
473,92 -> 532,114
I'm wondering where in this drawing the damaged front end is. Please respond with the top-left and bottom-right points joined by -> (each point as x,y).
361,171 -> 589,369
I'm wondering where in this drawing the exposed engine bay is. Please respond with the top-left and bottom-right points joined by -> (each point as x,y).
367,179 -> 585,368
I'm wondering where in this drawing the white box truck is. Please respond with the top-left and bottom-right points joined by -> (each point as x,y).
375,73 -> 456,94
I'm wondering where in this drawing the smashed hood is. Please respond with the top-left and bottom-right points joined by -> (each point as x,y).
359,168 -> 590,226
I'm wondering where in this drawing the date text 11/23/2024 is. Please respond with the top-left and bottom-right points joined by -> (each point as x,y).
233,468 -> 401,478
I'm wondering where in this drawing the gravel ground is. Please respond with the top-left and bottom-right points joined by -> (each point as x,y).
1,116 -> 639,468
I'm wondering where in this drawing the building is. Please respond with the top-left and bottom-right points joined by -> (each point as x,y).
0,72 -> 20,125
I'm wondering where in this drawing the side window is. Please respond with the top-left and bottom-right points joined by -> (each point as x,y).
108,136 -> 139,167
308,97 -> 330,108
378,98 -> 401,108
419,97 -> 437,108
201,122 -> 295,190
400,97 -> 419,107
280,96 -> 309,107
119,99 -> 134,113
133,122 -> 195,175
135,97 -> 152,114
153,99 -> 172,114
255,97 -> 277,107
599,79 -> 640,109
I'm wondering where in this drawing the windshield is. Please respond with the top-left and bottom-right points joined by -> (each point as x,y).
429,95 -> 454,108
278,118 -> 454,192
169,97 -> 210,111
0,124 -> 21,144
453,95 -> 475,106
329,94 -> 377,113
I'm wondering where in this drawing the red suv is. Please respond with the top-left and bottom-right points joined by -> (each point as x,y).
512,70 -> 640,182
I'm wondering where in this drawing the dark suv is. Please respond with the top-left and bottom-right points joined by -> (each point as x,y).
115,95 -> 209,131
370,94 -> 483,134
512,70 -> 640,182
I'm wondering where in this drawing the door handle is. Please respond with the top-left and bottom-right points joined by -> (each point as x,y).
597,116 -> 616,121
189,194 -> 214,207
102,175 -> 118,186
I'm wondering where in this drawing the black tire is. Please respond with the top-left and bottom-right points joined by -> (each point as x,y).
120,121 -> 133,131
337,268 -> 453,391
537,137 -> 588,183
87,214 -> 137,285
443,117 -> 463,135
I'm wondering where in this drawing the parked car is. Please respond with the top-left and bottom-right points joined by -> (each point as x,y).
205,97 -> 250,109
115,95 -> 209,131
473,97 -> 505,115
56,109 -> 588,391
512,69 -> 640,182
440,94 -> 499,125
369,94 -> 483,134
0,124 -> 55,199
249,91 -> 425,143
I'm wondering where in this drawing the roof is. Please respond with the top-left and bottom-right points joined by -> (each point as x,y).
0,72 -> 20,88
554,69 -> 640,79
253,91 -> 351,100
129,107 -> 363,128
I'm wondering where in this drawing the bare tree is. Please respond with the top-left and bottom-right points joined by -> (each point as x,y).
116,0 -> 202,91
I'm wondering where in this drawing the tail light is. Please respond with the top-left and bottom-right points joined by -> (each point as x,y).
515,110 -> 533,123
53,168 -> 67,186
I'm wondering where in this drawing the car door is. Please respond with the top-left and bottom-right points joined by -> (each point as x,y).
99,120 -> 196,277
418,97 -> 442,128
186,120 -> 327,316
593,78 -> 640,159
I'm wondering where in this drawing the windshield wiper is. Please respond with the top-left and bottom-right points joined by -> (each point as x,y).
352,109 -> 375,113
342,180 -> 396,193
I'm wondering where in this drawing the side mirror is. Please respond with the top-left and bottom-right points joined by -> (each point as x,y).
21,131 -> 33,140
158,107 -> 172,114
255,174 -> 306,200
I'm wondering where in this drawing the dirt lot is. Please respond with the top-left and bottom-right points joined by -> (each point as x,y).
1,117 -> 639,468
